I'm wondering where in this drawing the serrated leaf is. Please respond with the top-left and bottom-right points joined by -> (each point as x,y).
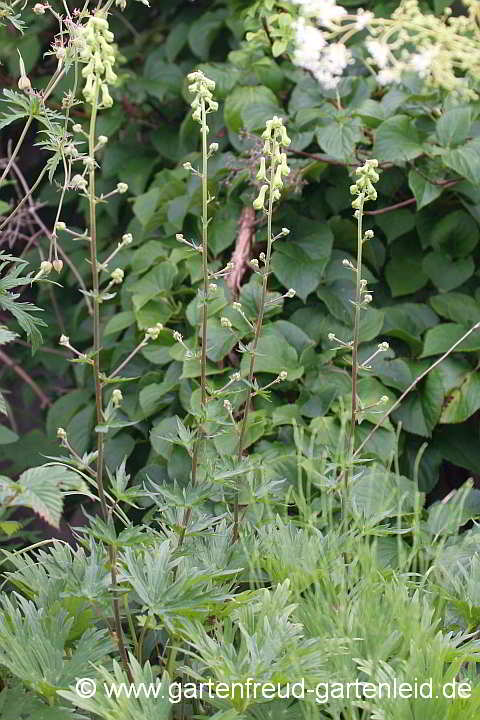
0,425 -> 18,444
104,311 -> 135,336
271,229 -> 333,302
374,115 -> 423,163
240,329 -> 303,381
408,169 -> 443,210
393,368 -> 444,437
429,293 -> 480,326
188,10 -> 226,60
224,85 -> 280,134
2,465 -> 85,528
441,371 -> 480,424
385,248 -> 429,297
423,251 -> 474,292
443,137 -> 480,184
421,323 -> 480,357
133,187 -> 161,228
436,107 -> 471,146
316,116 -> 362,161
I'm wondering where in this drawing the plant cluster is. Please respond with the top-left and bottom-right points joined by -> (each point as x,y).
1,1 -> 480,718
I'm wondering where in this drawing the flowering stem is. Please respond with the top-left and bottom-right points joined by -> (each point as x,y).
200,97 -> 209,410
233,155 -> 275,540
88,86 -> 107,521
179,95 -> 210,547
87,81 -> 132,683
347,193 -> 365,468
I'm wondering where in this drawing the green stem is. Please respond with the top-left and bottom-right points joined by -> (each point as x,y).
346,195 -> 365,471
87,86 -> 108,522
233,149 -> 276,539
87,84 -> 132,683
200,98 -> 209,410
178,98 -> 209,546
137,624 -> 147,663
166,643 -> 178,678
124,593 -> 138,657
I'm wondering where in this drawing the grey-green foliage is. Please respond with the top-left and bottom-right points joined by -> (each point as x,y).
0,465 -> 480,718
4,539 -> 112,608
119,540 -> 237,629
58,654 -> 172,720
0,594 -> 113,700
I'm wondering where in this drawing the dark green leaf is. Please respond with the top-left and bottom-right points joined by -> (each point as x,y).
374,115 -> 423,163
423,251 -> 474,292
408,170 -> 443,210
422,323 -> 480,357
224,85 -> 280,134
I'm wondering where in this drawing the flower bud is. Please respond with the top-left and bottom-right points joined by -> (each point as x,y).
112,389 -> 123,407
110,268 -> 124,284
145,323 -> 163,341
57,427 -> 67,440
122,233 -> 133,245
53,259 -> 64,273
220,317 -> 232,329
72,124 -> 82,133
33,3 -> 46,13
279,370 -> 288,381
59,334 -> 70,346
40,260 -> 52,275
18,74 -> 31,91
116,182 -> 128,194
71,174 -> 88,192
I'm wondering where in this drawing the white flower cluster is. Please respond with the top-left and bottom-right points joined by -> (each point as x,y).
291,0 -> 346,27
293,15 -> 352,89
287,0 -> 480,99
